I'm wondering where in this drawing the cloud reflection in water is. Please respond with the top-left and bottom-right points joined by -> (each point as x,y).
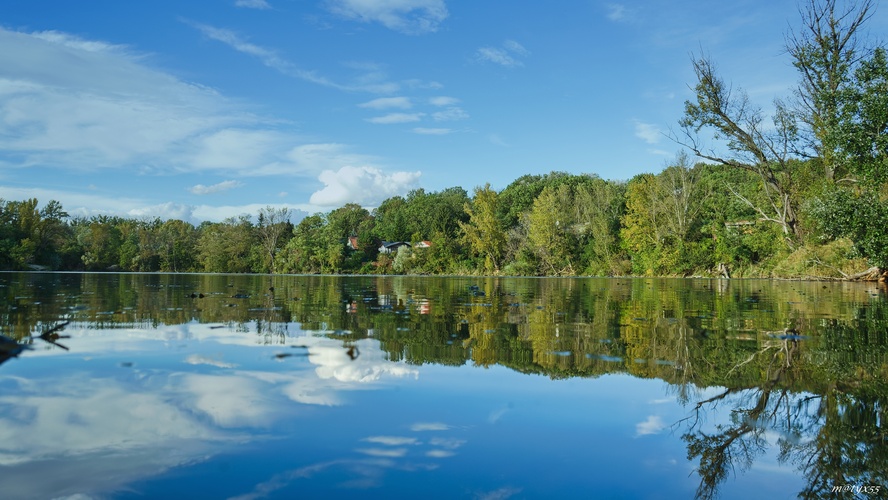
0,321 -> 419,499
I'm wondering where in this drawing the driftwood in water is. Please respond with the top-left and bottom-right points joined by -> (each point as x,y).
846,266 -> 887,282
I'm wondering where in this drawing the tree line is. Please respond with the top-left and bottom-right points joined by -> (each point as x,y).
2,0 -> 885,279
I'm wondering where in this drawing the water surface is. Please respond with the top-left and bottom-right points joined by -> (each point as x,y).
0,273 -> 885,499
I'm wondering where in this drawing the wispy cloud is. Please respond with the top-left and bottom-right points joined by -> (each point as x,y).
366,112 -> 424,124
432,107 -> 468,121
189,180 -> 244,195
190,23 -> 399,93
412,127 -> 452,135
0,28 -> 247,171
633,120 -> 663,144
355,447 -> 408,458
426,449 -> 455,457
475,40 -> 529,67
410,422 -> 451,432
326,0 -> 449,35
359,96 -> 412,109
502,40 -> 528,56
185,354 -> 238,368
362,436 -> 419,446
606,3 -> 627,21
235,0 -> 271,9
605,3 -> 640,22
477,487 -> 523,500
429,96 -> 459,106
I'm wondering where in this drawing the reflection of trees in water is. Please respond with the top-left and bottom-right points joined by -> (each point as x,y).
678,304 -> 887,499
2,273 -> 886,498
680,338 -> 801,500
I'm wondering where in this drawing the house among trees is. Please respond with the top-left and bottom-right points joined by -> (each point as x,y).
378,241 -> 411,254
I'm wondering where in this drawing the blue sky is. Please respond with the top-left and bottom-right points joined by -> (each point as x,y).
2,1 -> 886,223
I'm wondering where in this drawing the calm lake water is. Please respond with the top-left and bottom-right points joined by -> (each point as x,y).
0,272 -> 885,499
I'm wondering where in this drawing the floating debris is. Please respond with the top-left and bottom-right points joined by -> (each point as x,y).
37,321 -> 71,351
346,345 -> 360,360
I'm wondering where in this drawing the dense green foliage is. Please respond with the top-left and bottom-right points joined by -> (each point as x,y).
2,0 -> 885,279
0,151 -> 880,278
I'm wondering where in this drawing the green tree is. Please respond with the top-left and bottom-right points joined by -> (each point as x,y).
526,185 -> 574,275
157,219 -> 198,272
280,214 -> 327,273
372,196 -> 410,242
196,216 -> 254,273
573,177 -> 626,275
835,47 -> 888,187
810,46 -> 888,276
460,184 -> 506,274
676,54 -> 803,239
76,216 -> 124,270
787,0 -> 875,179
621,174 -> 665,275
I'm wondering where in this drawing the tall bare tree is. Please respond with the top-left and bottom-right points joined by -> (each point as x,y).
675,54 -> 802,238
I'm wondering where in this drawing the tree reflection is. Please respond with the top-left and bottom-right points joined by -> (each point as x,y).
680,301 -> 887,499
1,273 -> 885,498
681,338 -> 801,500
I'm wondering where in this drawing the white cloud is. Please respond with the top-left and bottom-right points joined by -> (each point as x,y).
309,165 -> 421,207
366,112 -> 424,124
282,143 -> 380,174
633,120 -> 663,144
186,129 -> 290,172
235,0 -> 271,8
185,354 -> 238,368
127,202 -> 197,222
429,96 -> 459,106
192,23 -> 399,93
425,449 -> 455,458
475,39 -> 529,68
0,183 -> 308,223
362,436 -> 419,446
189,180 -> 245,195
410,422 -> 451,432
0,27 -> 345,187
326,0 -> 449,35
428,437 -> 465,449
606,3 -> 628,21
179,374 -> 279,427
635,415 -> 666,436
355,447 -> 408,458
0,28 -> 245,170
359,96 -> 412,109
475,47 -> 521,67
412,127 -> 452,135
432,107 -> 468,121
502,40 -> 528,56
